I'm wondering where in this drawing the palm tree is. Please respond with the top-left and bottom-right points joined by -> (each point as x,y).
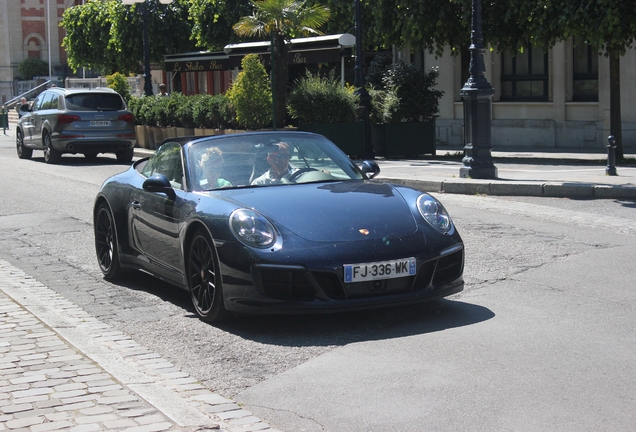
233,0 -> 330,128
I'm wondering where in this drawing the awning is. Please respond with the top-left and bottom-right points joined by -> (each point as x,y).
164,33 -> 355,72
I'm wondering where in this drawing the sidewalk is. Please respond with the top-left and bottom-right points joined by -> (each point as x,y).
0,259 -> 279,432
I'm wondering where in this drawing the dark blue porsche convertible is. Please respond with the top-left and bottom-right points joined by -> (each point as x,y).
93,131 -> 464,322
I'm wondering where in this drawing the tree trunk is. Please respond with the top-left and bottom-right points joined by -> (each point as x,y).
609,49 -> 623,159
274,33 -> 289,128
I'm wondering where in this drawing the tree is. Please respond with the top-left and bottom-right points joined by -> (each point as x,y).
226,54 -> 272,130
18,59 -> 49,80
527,0 -> 636,160
106,72 -> 131,101
188,0 -> 253,51
61,0 -> 197,75
233,0 -> 330,128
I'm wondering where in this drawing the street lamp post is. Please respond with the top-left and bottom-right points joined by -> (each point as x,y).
123,0 -> 173,96
459,0 -> 497,179
353,0 -> 373,159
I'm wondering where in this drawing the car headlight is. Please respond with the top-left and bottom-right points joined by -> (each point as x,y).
416,194 -> 453,234
229,208 -> 278,248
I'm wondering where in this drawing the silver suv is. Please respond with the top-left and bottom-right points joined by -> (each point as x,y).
16,87 -> 136,164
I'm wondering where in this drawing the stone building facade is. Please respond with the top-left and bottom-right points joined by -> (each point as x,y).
398,42 -> 636,150
0,0 -> 80,105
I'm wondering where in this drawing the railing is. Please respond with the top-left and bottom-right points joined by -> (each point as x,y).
2,80 -> 54,110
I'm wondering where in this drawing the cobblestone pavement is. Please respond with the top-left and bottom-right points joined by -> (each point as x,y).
0,259 -> 279,432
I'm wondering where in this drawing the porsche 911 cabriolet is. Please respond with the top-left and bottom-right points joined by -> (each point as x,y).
93,131 -> 464,322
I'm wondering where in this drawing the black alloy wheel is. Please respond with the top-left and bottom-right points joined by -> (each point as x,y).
43,132 -> 61,164
187,229 -> 227,322
94,203 -> 122,280
16,130 -> 32,159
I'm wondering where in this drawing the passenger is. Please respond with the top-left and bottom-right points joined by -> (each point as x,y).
200,147 -> 231,189
251,142 -> 298,185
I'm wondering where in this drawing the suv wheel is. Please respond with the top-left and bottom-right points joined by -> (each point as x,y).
16,130 -> 33,159
116,148 -> 134,164
43,132 -> 61,164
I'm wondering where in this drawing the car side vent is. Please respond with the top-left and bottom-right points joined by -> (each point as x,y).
432,250 -> 464,286
260,269 -> 316,301
412,261 -> 436,290
312,273 -> 346,299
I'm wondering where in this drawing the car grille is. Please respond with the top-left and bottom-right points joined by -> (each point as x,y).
255,249 -> 463,301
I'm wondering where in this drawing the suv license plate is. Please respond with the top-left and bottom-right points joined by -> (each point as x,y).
90,121 -> 111,126
344,258 -> 416,283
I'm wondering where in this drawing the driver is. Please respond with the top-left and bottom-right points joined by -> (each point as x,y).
251,142 -> 298,185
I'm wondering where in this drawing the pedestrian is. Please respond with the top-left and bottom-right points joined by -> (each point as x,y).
158,83 -> 169,97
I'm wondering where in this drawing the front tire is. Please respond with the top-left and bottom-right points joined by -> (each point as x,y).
16,130 -> 32,159
187,229 -> 227,322
94,203 -> 122,280
116,148 -> 134,164
43,132 -> 61,164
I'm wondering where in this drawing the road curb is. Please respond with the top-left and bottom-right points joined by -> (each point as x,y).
387,177 -> 636,199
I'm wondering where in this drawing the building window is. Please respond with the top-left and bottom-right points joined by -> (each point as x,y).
501,45 -> 548,101
573,41 -> 598,101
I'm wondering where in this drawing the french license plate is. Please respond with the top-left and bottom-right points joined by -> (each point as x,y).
90,121 -> 111,126
344,258 -> 416,283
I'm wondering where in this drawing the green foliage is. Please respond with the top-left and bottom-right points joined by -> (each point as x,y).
188,0 -> 253,50
62,0 -> 198,74
372,61 -> 443,123
18,59 -> 49,80
226,54 -> 272,130
191,94 -> 236,129
105,72 -> 131,101
233,0 -> 331,127
127,94 -> 238,129
287,70 -> 359,123
365,52 -> 393,90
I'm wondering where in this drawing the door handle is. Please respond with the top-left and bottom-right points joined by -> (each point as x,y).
131,201 -> 141,210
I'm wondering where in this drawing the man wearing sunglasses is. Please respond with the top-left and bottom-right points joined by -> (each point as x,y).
251,142 -> 298,185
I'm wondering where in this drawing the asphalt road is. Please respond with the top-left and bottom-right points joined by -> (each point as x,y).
1,134 -> 635,431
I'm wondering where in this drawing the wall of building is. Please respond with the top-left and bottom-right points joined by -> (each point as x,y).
401,41 -> 636,150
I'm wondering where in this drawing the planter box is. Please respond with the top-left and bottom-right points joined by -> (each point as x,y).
135,125 -> 149,148
372,120 -> 436,158
298,122 -> 365,158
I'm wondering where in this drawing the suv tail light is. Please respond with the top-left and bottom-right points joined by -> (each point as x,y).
118,113 -> 134,123
57,114 -> 81,124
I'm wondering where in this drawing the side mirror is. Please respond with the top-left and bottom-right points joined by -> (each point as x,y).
361,160 -> 380,179
143,174 -> 176,200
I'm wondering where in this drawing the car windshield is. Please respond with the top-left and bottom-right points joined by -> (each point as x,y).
64,93 -> 124,111
185,132 -> 366,191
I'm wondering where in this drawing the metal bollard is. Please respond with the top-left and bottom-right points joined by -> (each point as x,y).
606,135 -> 617,176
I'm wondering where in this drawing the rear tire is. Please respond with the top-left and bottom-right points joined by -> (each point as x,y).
43,132 -> 61,164
94,203 -> 122,280
187,229 -> 227,323
116,148 -> 134,164
16,130 -> 32,159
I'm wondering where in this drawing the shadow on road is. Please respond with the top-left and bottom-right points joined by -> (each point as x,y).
117,271 -> 493,347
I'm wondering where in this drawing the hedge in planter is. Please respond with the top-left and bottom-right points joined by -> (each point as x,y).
370,60 -> 443,157
288,70 -> 364,157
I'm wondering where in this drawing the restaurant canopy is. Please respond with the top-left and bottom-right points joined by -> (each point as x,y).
164,33 -> 355,74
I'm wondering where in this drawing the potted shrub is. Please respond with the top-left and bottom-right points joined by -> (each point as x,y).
287,70 -> 363,157
369,57 -> 443,157
226,53 -> 272,131
192,94 -> 235,136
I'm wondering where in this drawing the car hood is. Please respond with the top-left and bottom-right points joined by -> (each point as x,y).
224,181 -> 418,242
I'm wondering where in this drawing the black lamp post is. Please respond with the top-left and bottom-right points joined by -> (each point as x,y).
353,0 -> 374,159
123,0 -> 173,97
459,0 -> 497,179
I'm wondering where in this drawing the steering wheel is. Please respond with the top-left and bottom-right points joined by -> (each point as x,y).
286,167 -> 318,182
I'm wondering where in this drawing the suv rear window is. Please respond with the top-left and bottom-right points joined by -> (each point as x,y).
64,93 -> 124,111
